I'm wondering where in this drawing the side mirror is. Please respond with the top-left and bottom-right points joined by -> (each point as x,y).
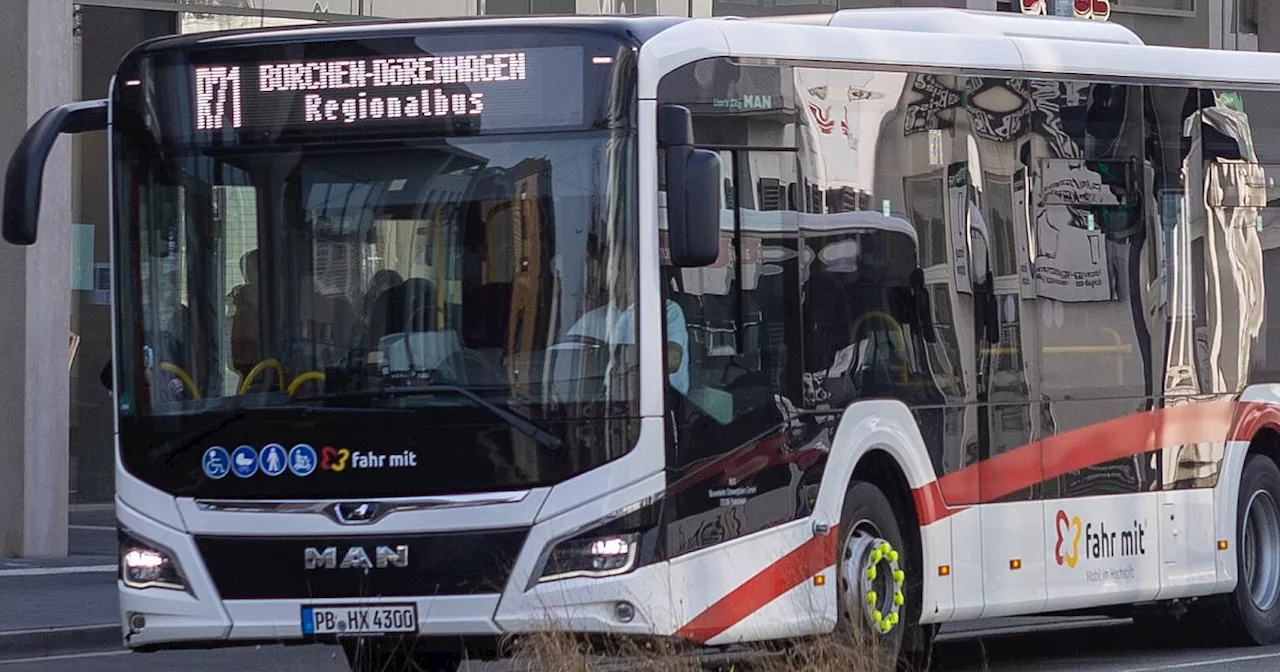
3,99 -> 108,246
658,104 -> 720,267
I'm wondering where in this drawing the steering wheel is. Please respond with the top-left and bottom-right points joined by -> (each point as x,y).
238,358 -> 285,395
158,362 -> 201,400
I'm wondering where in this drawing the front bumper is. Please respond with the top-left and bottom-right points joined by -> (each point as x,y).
115,473 -> 675,650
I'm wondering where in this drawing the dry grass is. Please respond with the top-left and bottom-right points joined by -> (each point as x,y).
502,628 -> 894,672
748,633 -> 894,672
504,631 -> 702,672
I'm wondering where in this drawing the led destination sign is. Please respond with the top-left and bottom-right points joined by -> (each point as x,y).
191,45 -> 584,137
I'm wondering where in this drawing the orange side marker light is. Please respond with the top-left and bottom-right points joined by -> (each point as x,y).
1218,540 -> 1229,551
1009,559 -> 1022,571
938,565 -> 951,577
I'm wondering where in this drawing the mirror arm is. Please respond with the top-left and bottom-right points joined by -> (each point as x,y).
3,98 -> 108,245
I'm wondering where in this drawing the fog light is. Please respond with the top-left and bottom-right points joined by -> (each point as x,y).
615,601 -> 635,623
120,529 -> 189,593
538,533 -> 639,583
128,613 -> 147,633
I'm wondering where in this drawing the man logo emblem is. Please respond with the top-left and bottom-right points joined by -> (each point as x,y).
304,545 -> 409,570
334,502 -> 379,524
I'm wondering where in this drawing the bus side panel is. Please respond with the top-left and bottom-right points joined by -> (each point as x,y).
945,507 -> 983,622
815,399 -> 956,627
665,399 -> 954,644
1154,487 -> 1219,601
668,519 -> 835,646
1214,438 -> 1252,597
1039,493 -> 1161,611
977,500 -> 1047,619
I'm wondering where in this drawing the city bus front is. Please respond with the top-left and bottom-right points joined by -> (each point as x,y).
2,16 -> 724,668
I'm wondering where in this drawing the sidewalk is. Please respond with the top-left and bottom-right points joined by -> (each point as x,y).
0,508 -> 123,660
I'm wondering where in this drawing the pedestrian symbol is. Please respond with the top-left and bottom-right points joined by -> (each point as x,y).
260,443 -> 288,477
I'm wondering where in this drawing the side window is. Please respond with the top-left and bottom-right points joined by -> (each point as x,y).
1025,80 -> 1147,403
664,149 -> 802,463
1194,88 -> 1273,394
792,66 -> 951,412
786,66 -> 978,495
1018,79 -> 1158,497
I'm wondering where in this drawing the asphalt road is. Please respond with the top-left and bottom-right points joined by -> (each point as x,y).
7,619 -> 1280,672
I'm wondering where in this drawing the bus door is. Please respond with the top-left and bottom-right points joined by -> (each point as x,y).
961,160 -> 1050,618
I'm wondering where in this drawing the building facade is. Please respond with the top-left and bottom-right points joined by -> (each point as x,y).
0,0 -> 1273,556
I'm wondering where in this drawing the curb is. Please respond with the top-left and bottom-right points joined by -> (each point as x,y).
0,624 -> 122,660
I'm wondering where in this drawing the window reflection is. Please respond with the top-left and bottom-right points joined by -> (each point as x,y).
116,131 -> 640,420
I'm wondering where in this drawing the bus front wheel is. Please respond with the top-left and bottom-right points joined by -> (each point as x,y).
836,480 -> 909,665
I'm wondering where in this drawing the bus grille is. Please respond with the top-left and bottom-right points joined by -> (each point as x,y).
195,528 -> 529,600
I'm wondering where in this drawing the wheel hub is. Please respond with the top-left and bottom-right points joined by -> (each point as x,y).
1243,489 -> 1280,612
842,532 -> 905,635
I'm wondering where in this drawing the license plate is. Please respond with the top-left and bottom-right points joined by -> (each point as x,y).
301,603 -> 418,636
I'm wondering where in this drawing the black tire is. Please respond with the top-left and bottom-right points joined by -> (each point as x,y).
836,481 -> 910,667
1207,454 -> 1280,646
342,638 -> 464,672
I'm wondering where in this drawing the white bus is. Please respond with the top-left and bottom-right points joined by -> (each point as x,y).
7,7 -> 1280,670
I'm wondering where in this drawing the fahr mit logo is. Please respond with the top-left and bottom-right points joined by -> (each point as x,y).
1054,510 -> 1148,570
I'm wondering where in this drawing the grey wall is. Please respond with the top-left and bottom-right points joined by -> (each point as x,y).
0,0 -> 75,557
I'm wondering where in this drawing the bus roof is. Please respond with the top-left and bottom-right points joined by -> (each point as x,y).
747,7 -> 1145,46
121,14 -> 685,58
639,9 -> 1280,95
119,9 -> 1280,94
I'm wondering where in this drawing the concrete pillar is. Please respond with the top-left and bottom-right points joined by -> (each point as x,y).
0,0 -> 75,558
1258,0 -> 1280,52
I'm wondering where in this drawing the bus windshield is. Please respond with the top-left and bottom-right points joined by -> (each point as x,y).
111,127 -> 640,497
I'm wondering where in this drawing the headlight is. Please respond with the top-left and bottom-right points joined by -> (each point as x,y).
533,496 -> 664,586
119,529 -> 189,593
538,532 -> 640,583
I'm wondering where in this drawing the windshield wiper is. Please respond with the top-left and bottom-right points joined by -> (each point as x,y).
149,409 -> 249,463
294,384 -> 565,450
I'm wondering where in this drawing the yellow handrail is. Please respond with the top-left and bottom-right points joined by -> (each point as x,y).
239,358 -> 284,395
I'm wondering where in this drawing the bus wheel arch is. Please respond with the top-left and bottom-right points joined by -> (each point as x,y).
1216,432 -> 1280,646
840,449 -> 932,666
1247,427 -> 1280,471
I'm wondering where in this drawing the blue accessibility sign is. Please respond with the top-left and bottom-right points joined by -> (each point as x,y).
202,446 -> 230,480
231,445 -> 258,478
289,443 -> 317,477
260,443 -> 288,477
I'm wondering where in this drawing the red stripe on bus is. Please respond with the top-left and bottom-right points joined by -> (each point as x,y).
675,528 -> 839,644
678,399 -> 1280,641
912,481 -> 953,526
914,399 -> 1280,526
